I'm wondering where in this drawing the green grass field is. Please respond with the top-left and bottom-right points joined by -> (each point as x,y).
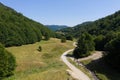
4,38 -> 74,80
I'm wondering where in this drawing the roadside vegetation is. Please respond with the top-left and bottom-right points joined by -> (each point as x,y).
80,57 -> 120,80
4,38 -> 74,80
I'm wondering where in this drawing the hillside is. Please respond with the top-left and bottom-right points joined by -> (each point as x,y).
59,11 -> 120,37
59,11 -> 120,80
59,21 -> 93,37
0,2 -> 54,47
45,25 -> 68,31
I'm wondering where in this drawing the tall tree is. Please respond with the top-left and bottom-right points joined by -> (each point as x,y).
73,33 -> 95,58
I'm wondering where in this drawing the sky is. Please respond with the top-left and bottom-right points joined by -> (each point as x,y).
0,0 -> 120,26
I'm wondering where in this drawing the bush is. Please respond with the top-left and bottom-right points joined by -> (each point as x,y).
0,43 -> 16,79
37,46 -> 42,52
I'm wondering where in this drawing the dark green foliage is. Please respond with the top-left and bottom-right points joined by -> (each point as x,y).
55,33 -> 63,39
44,31 -> 50,40
61,37 -> 66,43
66,35 -> 73,41
105,34 -> 120,70
94,35 -> 106,50
37,46 -> 42,52
0,3 -> 53,47
0,43 -> 16,79
73,33 -> 95,58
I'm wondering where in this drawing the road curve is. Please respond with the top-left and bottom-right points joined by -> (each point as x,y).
61,49 -> 90,80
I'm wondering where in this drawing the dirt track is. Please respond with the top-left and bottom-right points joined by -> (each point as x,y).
61,42 -> 103,80
61,49 -> 90,80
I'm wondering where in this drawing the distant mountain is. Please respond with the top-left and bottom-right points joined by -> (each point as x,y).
45,25 -> 68,31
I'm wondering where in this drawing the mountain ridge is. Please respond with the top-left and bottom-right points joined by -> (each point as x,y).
45,25 -> 69,31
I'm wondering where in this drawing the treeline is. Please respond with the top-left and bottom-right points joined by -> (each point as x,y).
59,10 -> 120,70
0,3 -> 54,47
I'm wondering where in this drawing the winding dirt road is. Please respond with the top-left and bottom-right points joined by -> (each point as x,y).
61,42 -> 103,80
61,48 -> 90,80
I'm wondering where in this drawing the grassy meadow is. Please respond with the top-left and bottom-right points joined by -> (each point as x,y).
4,38 -> 74,80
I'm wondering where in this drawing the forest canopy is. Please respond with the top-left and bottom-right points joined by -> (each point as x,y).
0,2 -> 54,47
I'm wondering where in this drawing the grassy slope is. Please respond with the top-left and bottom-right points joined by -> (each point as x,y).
4,38 -> 74,80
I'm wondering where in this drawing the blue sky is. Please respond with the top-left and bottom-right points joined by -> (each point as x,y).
0,0 -> 120,26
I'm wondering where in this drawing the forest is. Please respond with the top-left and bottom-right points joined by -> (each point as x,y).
0,3 -> 54,47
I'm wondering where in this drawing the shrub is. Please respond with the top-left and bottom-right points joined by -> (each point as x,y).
37,46 -> 42,52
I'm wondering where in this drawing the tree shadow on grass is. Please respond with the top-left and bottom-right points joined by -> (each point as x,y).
66,54 -> 74,57
85,57 -> 120,80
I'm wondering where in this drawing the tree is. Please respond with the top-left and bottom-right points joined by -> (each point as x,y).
0,43 -> 16,79
44,32 -> 50,40
94,35 -> 105,50
61,37 -> 66,43
73,33 -> 95,58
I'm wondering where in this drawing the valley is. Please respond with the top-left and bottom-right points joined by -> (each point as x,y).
0,1 -> 120,80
